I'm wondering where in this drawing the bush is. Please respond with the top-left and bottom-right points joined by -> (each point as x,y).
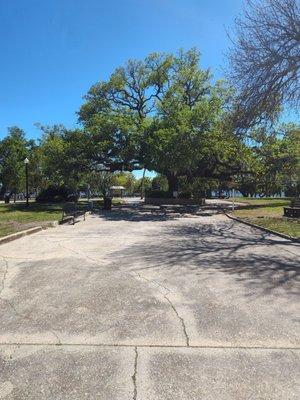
146,190 -> 194,199
145,190 -> 170,198
36,186 -> 78,203
178,191 -> 192,199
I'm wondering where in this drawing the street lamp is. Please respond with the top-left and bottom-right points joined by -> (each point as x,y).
24,157 -> 29,206
95,163 -> 112,210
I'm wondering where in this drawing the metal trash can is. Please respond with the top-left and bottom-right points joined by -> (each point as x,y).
88,200 -> 93,211
103,197 -> 112,210
4,195 -> 10,204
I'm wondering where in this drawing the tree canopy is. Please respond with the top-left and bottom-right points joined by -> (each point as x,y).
79,49 -> 241,194
1,48 -> 299,200
0,127 -> 30,198
228,0 -> 300,127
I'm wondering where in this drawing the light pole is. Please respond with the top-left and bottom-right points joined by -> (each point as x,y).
24,158 -> 29,206
96,163 -> 112,210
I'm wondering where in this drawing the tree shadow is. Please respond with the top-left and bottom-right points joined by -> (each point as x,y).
107,218 -> 300,297
92,203 -> 219,222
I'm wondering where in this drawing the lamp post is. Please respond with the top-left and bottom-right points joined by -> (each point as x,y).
24,158 -> 29,206
96,163 -> 112,210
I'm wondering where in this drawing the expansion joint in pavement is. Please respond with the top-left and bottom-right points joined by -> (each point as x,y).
0,342 -> 299,350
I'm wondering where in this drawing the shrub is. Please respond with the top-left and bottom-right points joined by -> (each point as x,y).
178,191 -> 192,199
145,190 -> 170,198
146,190 -> 194,199
36,186 -> 78,203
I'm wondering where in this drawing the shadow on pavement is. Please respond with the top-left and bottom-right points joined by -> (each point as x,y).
92,203 -> 220,222
99,208 -> 299,296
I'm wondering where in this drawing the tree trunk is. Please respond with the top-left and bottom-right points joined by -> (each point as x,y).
167,173 -> 179,197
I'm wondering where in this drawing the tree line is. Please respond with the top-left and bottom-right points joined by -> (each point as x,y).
0,50 -> 299,200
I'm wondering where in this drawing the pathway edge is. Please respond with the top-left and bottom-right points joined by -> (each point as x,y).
224,212 -> 300,243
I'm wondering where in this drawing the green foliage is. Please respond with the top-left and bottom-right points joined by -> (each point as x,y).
235,124 -> 300,197
36,186 -> 78,203
94,171 -> 114,199
0,127 -> 29,197
112,172 -> 136,195
79,48 -> 239,195
1,49 -> 298,203
134,177 -> 152,194
38,125 -> 93,191
152,174 -> 168,191
145,190 -> 170,198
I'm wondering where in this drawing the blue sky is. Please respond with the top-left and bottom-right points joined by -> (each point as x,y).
0,0 -> 295,178
0,0 -> 243,139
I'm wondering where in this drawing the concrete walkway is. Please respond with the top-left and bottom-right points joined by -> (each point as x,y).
0,204 -> 299,399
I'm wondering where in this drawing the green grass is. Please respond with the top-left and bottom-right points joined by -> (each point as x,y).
0,202 -> 62,238
232,198 -> 300,238
230,197 -> 290,207
0,198 -> 123,238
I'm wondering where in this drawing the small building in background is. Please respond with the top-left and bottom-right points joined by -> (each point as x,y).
109,186 -> 125,198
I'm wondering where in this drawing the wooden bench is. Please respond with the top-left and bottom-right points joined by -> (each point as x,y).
62,203 -> 86,225
283,198 -> 300,218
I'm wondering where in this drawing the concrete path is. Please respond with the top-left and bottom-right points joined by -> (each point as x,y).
0,204 -> 299,399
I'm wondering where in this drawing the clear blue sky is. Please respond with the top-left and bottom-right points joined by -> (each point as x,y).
0,0 -> 244,142
1,1 -> 298,178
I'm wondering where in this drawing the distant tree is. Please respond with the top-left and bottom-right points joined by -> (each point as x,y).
38,125 -> 93,192
152,174 -> 168,191
113,172 -> 136,195
235,124 -> 300,197
277,124 -> 300,196
0,127 -> 29,200
228,0 -> 300,127
134,177 -> 152,195
234,148 -> 260,197
91,171 -> 114,199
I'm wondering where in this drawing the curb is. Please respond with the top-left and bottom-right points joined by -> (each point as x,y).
224,212 -> 300,243
0,220 -> 60,246
0,212 -> 90,245
0,226 -> 44,245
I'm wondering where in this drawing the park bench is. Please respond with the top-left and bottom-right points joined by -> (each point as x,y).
61,203 -> 86,224
283,198 -> 300,218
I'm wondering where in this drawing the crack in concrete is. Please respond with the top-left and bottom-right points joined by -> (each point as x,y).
0,257 -> 9,298
164,294 -> 190,347
135,273 -> 190,347
132,346 -> 138,400
45,237 -> 190,347
135,273 -> 171,295
43,237 -> 103,267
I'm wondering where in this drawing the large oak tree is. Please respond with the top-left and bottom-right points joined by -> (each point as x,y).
79,49 -> 241,195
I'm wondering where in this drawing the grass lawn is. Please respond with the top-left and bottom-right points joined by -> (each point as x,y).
0,202 -> 62,238
0,198 -> 123,238
231,197 -> 300,238
229,197 -> 291,207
